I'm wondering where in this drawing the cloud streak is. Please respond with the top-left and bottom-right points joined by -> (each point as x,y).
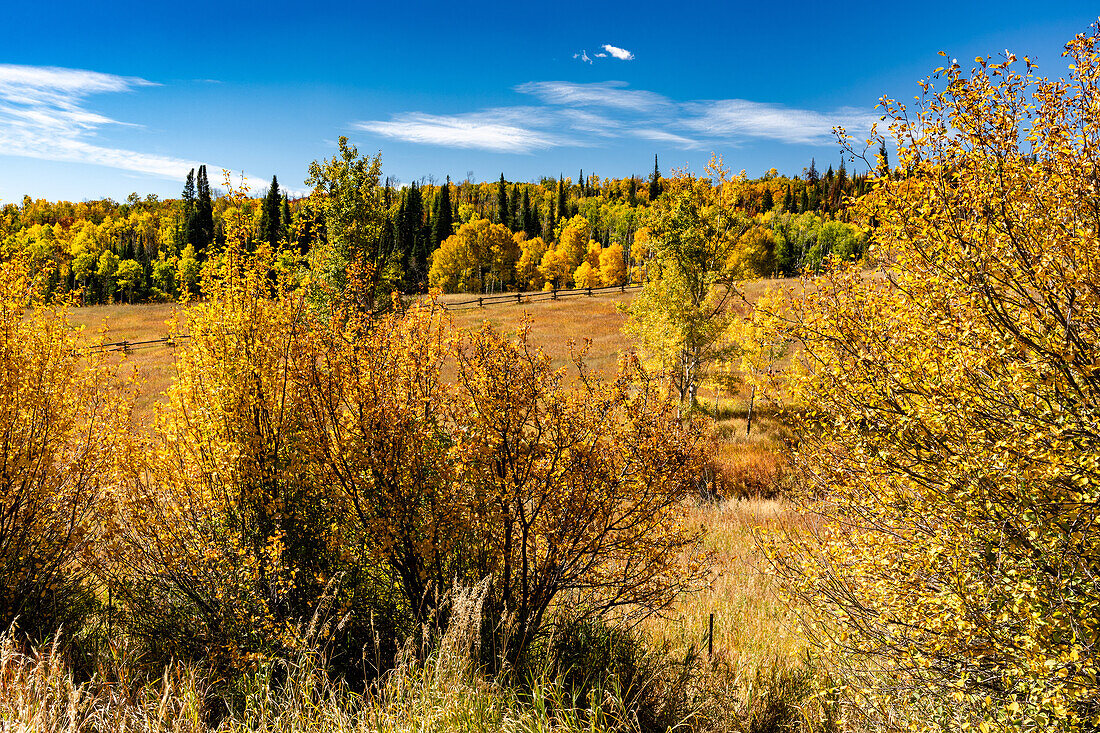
0,64 -> 203,180
354,80 -> 878,155
356,110 -> 569,154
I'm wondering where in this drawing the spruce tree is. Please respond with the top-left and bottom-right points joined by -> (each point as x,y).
431,177 -> 454,248
181,168 -> 196,245
521,187 -> 534,237
280,195 -> 292,244
556,175 -> 567,220
259,175 -> 282,247
648,155 -> 660,201
628,175 -> 637,206
578,169 -> 584,196
510,183 -> 520,232
497,173 -> 509,228
194,165 -> 215,255
762,186 -> 774,212
806,157 -> 820,184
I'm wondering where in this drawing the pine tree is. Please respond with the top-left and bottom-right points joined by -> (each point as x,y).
280,195 -> 292,244
806,157 -> 820,184
194,165 -> 215,255
510,183 -> 520,233
259,175 -> 282,247
648,155 -> 660,201
556,175 -> 566,221
181,168 -> 196,246
578,169 -> 584,196
397,182 -> 424,283
497,173 -> 509,228
628,176 -> 637,207
783,183 -> 793,212
521,187 -> 533,237
431,177 -> 453,248
762,186 -> 774,212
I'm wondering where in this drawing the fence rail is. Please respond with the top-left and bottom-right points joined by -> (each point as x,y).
444,282 -> 642,310
80,283 -> 643,353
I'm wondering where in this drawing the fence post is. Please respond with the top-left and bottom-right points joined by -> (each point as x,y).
478,296 -> 483,308
516,292 -> 521,303
708,612 -> 714,656
587,286 -> 592,296
552,288 -> 557,300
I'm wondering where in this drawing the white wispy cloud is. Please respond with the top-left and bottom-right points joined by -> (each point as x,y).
681,99 -> 879,145
353,80 -> 878,156
631,128 -> 702,148
0,63 -> 201,180
516,81 -> 669,112
0,64 -> 293,194
355,110 -> 570,154
601,44 -> 634,61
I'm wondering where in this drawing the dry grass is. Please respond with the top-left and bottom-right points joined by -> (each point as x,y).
66,303 -> 183,420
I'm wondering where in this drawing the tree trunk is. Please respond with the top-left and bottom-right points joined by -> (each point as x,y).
746,384 -> 755,436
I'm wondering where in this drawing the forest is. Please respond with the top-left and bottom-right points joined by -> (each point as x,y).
2,24 -> 1100,733
1,152 -> 869,304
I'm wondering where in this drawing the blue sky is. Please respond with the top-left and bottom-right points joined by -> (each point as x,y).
1,1 -> 1097,202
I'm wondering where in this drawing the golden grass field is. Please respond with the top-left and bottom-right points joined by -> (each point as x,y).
65,282 -> 810,685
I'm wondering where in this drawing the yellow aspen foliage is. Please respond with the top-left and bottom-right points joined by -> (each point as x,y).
599,242 -> 627,286
428,218 -> 516,293
538,247 -> 571,289
766,27 -> 1100,731
515,235 -> 548,290
572,260 -> 600,289
0,256 -> 131,640
554,215 -> 591,270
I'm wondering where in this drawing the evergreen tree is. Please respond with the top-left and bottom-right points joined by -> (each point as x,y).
761,186 -> 774,212
806,157 -> 820,184
783,184 -> 793,212
431,177 -> 453,248
194,165 -> 215,255
497,173 -> 509,228
181,168 -> 196,245
578,169 -> 584,195
648,154 -> 661,201
510,183 -> 520,232
280,195 -> 292,244
877,141 -> 890,178
397,182 -> 424,283
628,176 -> 637,206
259,175 -> 282,247
556,175 -> 566,221
520,187 -> 533,237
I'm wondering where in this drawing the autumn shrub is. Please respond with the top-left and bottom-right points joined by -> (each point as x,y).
108,231 -> 341,673
303,300 -> 711,672
0,256 -> 130,644
765,27 -> 1100,731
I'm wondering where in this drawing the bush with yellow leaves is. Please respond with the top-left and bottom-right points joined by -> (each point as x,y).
765,25 -> 1100,732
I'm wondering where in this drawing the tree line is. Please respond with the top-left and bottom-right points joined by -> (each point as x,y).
2,148 -> 871,305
